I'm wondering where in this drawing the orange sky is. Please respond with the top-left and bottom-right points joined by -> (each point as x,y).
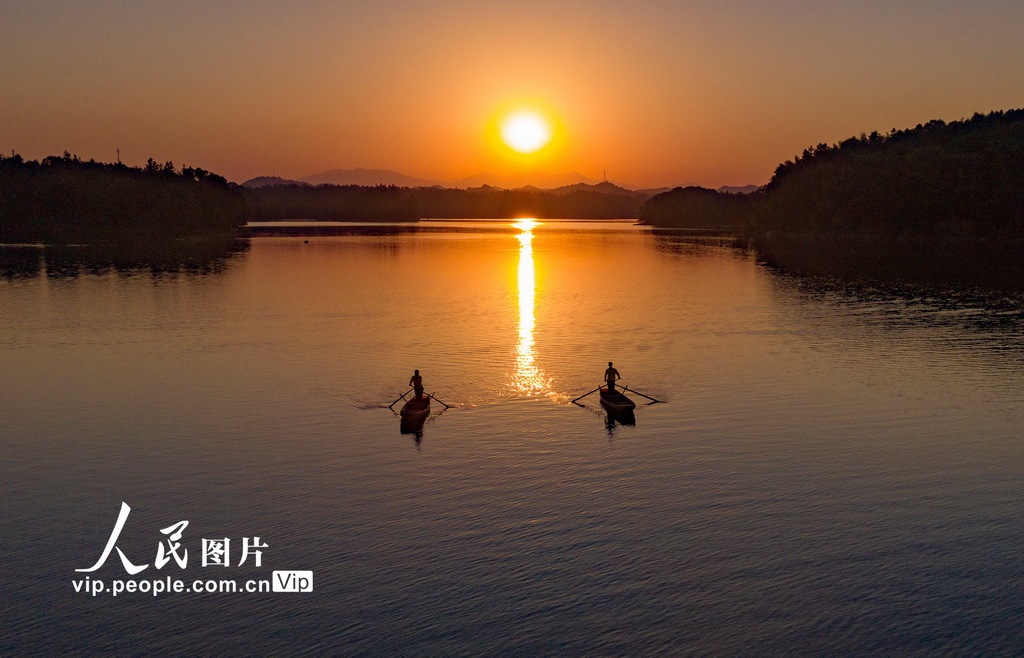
2,1 -> 1024,187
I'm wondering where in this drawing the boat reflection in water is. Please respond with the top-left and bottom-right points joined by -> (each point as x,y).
399,421 -> 425,444
511,219 -> 551,395
604,408 -> 636,429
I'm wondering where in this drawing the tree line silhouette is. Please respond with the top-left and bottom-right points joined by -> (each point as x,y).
0,151 -> 648,245
641,109 -> 1024,240
0,152 -> 248,244
758,109 -> 1024,237
639,185 -> 754,228
243,184 -> 647,220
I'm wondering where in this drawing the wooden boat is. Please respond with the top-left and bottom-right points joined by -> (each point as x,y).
399,395 -> 431,421
399,394 -> 430,435
599,387 -> 636,413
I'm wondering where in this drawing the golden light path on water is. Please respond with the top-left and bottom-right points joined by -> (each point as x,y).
512,219 -> 551,395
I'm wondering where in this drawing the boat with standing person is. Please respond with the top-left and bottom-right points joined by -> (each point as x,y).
571,363 -> 660,425
389,372 -> 453,437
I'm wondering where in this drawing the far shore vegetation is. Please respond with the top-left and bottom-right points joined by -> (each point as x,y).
242,183 -> 648,221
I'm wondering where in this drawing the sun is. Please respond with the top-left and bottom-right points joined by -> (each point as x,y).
500,112 -> 552,153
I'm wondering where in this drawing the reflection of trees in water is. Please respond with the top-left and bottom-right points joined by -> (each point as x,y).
0,238 -> 250,280
247,224 -> 412,238
755,235 -> 1024,292
767,267 -> 1024,359
247,224 -> 420,258
253,234 -> 404,258
655,228 -> 1024,364
652,232 -> 751,257
0,248 -> 43,279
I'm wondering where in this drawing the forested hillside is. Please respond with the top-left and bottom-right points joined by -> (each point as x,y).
0,153 -> 248,244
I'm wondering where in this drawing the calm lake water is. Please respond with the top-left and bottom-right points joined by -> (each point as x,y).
2,220 -> 1023,655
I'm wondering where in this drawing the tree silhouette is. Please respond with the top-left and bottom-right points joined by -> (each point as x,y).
0,153 -> 248,244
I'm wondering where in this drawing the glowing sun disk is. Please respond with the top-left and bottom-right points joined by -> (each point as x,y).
501,113 -> 552,153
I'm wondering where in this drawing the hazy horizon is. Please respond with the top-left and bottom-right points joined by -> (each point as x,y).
3,1 -> 1024,187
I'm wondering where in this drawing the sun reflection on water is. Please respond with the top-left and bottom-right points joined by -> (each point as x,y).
511,219 -> 551,394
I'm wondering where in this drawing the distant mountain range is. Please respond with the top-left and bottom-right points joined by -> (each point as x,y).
242,176 -> 310,188
240,168 -> 439,188
240,168 -> 758,194
451,170 -> 611,189
302,168 -> 443,187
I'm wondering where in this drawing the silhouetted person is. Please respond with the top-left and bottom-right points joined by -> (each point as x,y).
409,370 -> 424,399
604,362 -> 620,393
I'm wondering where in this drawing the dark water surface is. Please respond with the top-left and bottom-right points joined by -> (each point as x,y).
2,221 -> 1022,655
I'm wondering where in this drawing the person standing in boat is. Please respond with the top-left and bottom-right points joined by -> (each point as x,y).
409,370 -> 424,399
604,362 -> 621,393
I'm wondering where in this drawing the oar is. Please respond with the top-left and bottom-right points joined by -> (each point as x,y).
571,386 -> 602,403
619,384 -> 663,404
388,388 -> 413,410
427,392 -> 453,409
